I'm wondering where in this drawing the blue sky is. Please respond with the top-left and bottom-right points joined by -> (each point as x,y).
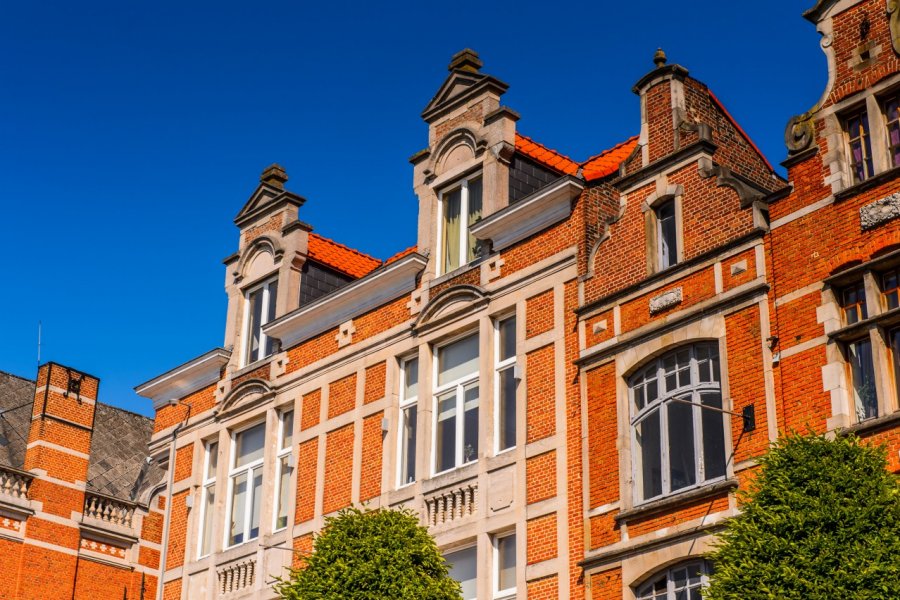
0,1 -> 824,416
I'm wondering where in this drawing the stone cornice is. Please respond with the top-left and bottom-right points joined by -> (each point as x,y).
470,176 -> 584,251
264,253 -> 427,350
135,348 -> 230,410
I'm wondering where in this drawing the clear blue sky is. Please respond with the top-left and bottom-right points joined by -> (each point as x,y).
0,1 -> 824,416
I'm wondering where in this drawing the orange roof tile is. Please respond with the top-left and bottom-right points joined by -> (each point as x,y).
514,133 -> 580,176
581,136 -> 639,181
384,245 -> 417,265
307,233 -> 382,279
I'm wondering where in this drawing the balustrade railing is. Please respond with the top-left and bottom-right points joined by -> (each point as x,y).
0,466 -> 32,501
217,559 -> 256,595
425,482 -> 478,526
83,493 -> 135,529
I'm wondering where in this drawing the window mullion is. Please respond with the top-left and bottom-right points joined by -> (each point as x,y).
460,180 -> 469,269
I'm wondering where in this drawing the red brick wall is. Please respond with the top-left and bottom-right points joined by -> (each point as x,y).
327,373 -> 357,419
526,513 -> 558,565
359,412 -> 383,502
322,425 -> 354,515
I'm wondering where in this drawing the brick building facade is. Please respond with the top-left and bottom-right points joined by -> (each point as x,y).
2,1 -> 898,598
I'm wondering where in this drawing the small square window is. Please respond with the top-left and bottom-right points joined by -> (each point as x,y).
882,268 -> 900,310
845,109 -> 875,183
840,282 -> 868,325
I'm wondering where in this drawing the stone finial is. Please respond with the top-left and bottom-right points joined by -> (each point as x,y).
448,48 -> 483,73
653,48 -> 667,68
260,164 -> 288,189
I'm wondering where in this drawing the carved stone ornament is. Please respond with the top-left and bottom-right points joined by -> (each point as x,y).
889,0 -> 900,55
860,192 -> 900,230
649,287 -> 683,314
785,112 -> 816,154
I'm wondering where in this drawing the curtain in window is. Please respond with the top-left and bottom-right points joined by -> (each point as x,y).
443,187 -> 462,273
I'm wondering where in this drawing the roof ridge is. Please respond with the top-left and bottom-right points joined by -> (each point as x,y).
0,370 -> 35,384
580,135 -> 640,166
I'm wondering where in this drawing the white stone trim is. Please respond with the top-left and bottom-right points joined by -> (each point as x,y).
136,348 -> 231,410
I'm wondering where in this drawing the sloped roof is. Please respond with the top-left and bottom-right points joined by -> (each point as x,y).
582,137 -> 640,181
384,246 -> 418,265
514,133 -> 580,176
308,233 -> 383,279
0,369 -> 161,503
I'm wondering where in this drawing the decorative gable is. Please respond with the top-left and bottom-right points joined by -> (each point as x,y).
234,164 -> 306,228
421,49 -> 509,123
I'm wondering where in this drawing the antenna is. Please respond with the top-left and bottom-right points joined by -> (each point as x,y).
37,320 -> 41,367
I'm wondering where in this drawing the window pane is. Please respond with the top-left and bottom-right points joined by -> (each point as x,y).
404,357 -> 419,400
436,391 -> 457,472
246,287 -> 264,363
229,472 -> 247,546
249,467 -> 262,541
463,383 -> 479,464
400,405 -> 417,485
276,456 -> 291,530
446,547 -> 477,600
498,367 -> 517,451
891,329 -> 900,409
657,200 -> 677,269
235,423 -> 265,467
201,486 -> 215,556
281,411 -> 293,449
668,400 -> 697,491
849,339 -> 878,421
636,410 -> 662,500
497,534 -> 516,591
438,334 -> 479,385
842,282 -> 868,324
264,281 -> 278,357
466,178 -> 483,263
884,270 -> 899,310
701,393 -> 727,481
499,317 -> 516,361
443,186 -> 462,273
206,442 -> 218,478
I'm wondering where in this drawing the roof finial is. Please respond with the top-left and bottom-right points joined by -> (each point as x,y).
260,164 -> 288,189
448,48 -> 483,73
653,48 -> 667,68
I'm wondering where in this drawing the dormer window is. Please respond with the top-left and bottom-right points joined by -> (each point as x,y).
656,198 -> 678,270
242,277 -> 278,366
844,108 -> 874,183
439,175 -> 483,274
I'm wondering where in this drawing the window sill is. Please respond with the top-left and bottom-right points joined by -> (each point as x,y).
827,306 -> 900,343
214,541 -> 259,567
615,478 -> 738,523
233,355 -> 276,379
429,259 -> 485,288
834,164 -> 900,202
422,461 -> 478,494
839,409 -> 900,436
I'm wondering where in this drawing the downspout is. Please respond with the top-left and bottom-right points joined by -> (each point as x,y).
156,422 -> 185,600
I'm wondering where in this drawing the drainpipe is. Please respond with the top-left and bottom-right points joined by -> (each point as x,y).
156,422 -> 184,600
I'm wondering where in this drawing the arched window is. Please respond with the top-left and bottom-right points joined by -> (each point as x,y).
636,561 -> 712,600
630,343 -> 727,502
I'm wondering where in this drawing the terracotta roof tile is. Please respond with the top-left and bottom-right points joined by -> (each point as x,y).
514,133 -> 580,176
307,233 -> 382,279
384,246 -> 417,265
581,136 -> 639,181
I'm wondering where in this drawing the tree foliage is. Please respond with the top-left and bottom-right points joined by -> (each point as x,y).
275,507 -> 461,600
705,433 -> 900,599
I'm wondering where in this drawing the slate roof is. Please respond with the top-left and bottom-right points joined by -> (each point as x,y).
0,370 -> 162,504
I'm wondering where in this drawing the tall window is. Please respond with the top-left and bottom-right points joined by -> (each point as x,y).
398,357 -> 419,487
274,411 -> 293,531
434,333 -> 479,474
227,422 -> 265,547
440,175 -> 483,274
198,440 -> 218,558
445,546 -> 477,600
636,561 -> 712,600
630,343 -> 726,502
884,95 -> 900,168
845,108 -> 874,183
656,199 -> 678,270
848,339 -> 877,421
243,278 -> 278,366
495,316 -> 517,453
494,533 -> 517,599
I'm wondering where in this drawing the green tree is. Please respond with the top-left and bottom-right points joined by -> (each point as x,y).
275,507 -> 461,600
705,433 -> 900,599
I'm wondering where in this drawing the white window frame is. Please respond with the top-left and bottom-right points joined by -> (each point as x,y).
240,276 -> 278,367
197,440 -> 218,558
629,343 -> 727,504
224,420 -> 266,549
432,331 -> 480,475
492,531 -> 517,599
396,356 -> 419,488
445,543 -> 478,600
273,410 -> 294,532
436,173 -> 482,276
635,560 -> 712,600
493,315 -> 517,455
